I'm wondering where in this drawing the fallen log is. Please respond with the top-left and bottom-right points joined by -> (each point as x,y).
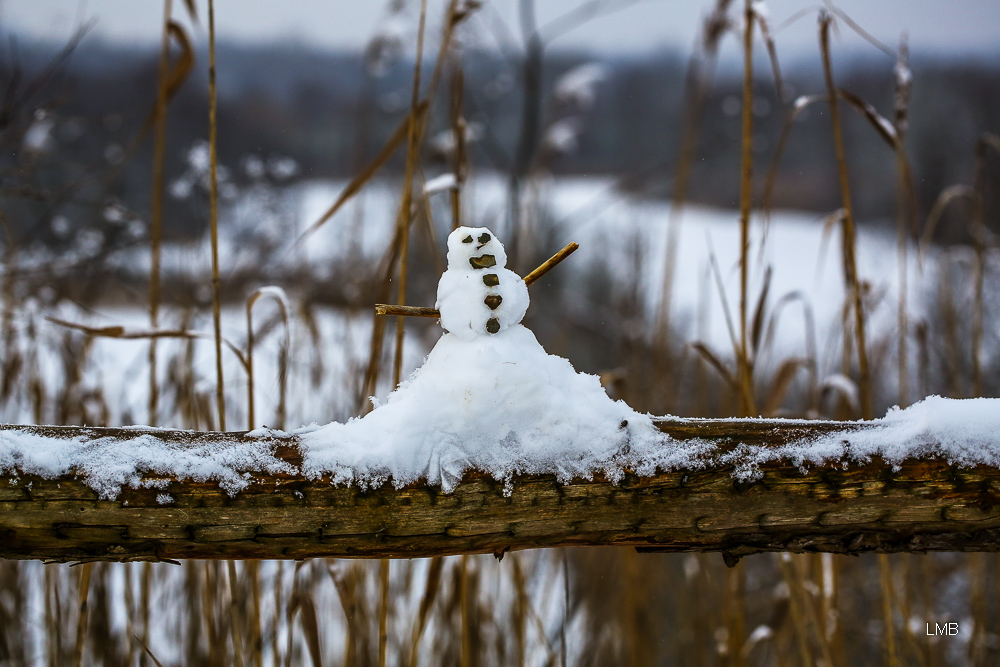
2,416 -> 999,563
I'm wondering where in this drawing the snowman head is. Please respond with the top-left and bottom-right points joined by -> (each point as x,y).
446,226 -> 508,272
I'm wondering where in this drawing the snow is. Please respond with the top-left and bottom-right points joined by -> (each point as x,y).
423,172 -> 458,195
685,395 -> 1000,482
543,117 -> 585,155
806,395 -> 1000,470
300,323 -> 670,493
553,63 -> 607,110
0,427 -> 295,499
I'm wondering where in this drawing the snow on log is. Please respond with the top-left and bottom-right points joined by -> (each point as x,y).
3,397 -> 1000,563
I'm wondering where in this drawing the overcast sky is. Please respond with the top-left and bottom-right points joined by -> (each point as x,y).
3,0 -> 998,61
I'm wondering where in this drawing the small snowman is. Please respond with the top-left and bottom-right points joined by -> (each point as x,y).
436,226 -> 529,341
305,230 -> 664,494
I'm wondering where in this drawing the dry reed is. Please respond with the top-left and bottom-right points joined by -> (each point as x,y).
246,287 -> 291,430
208,0 -> 225,431
146,0 -> 172,427
819,12 -> 872,421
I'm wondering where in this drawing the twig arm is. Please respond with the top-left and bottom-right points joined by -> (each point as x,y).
522,242 -> 579,286
375,305 -> 441,318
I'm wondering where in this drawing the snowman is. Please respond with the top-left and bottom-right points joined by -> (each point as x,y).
436,226 -> 530,341
302,227 -> 660,493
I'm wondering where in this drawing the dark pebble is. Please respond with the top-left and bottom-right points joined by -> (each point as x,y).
470,254 -> 497,269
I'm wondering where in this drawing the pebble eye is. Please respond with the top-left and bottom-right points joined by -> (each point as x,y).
478,233 -> 491,244
462,235 -> 473,243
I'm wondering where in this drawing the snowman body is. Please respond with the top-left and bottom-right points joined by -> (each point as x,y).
436,226 -> 529,341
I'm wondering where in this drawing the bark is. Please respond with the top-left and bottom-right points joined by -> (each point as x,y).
2,419 -> 999,563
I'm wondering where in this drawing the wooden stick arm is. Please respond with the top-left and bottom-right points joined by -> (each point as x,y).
375,304 -> 440,318
522,242 -> 579,286
3,416 -> 1000,563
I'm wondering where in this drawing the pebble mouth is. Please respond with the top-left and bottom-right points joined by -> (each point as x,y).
469,255 -> 497,269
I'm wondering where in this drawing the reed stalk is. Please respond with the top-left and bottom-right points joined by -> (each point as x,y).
511,557 -> 528,667
208,0 -> 225,431
461,555 -> 472,667
148,0 -> 172,427
971,133 -> 1000,398
247,555 -> 262,667
272,561 -> 283,667
140,563 -> 152,667
379,558 -> 390,667
778,555 -> 812,666
819,12 -> 872,421
727,563 -> 746,667
204,562 -> 220,666
123,565 -> 135,667
407,557 -> 444,667
45,565 -> 61,667
878,554 -> 899,666
245,287 -> 290,430
227,561 -> 246,667
893,39 -> 913,407
73,564 -> 93,667
0,208 -> 19,408
657,0 -> 732,365
736,0 -> 757,419
820,553 -> 842,664
996,556 -> 1000,667
392,0 -> 429,388
450,56 -> 466,230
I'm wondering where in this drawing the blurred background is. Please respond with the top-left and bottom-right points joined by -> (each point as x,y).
1,0 -> 999,664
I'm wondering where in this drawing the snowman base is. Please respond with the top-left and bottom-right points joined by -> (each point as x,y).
302,325 -> 664,493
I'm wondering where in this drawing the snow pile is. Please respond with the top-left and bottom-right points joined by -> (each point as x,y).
0,428 -> 295,499
300,324 -> 682,492
708,395 -> 1000,481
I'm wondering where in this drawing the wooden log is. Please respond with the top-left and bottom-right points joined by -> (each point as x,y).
2,418 -> 999,563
